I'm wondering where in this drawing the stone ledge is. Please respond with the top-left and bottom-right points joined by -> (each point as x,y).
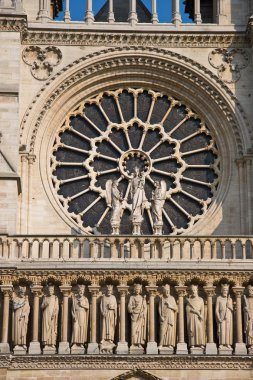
0,355 -> 252,370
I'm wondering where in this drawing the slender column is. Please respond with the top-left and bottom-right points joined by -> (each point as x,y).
175,286 -> 188,354
151,0 -> 158,24
116,285 -> 129,354
172,0 -> 182,26
84,0 -> 94,24
108,0 -> 115,23
87,284 -> 100,354
37,0 -> 51,22
233,286 -> 247,354
0,285 -> 12,353
15,0 -> 23,12
146,286 -> 158,354
64,0 -> 71,21
204,286 -> 217,355
216,0 -> 229,24
194,0 -> 202,24
246,158 -> 253,234
237,159 -> 246,234
58,285 -> 71,354
29,285 -> 43,354
128,0 -> 138,26
27,156 -> 35,234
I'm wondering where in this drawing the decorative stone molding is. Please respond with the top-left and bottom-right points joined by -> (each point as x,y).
0,15 -> 27,31
20,47 -> 251,157
208,48 -> 250,83
111,370 -> 163,380
3,355 -> 253,370
22,46 -> 62,80
21,31 -> 249,48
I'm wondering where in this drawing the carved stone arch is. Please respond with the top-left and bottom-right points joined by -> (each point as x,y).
110,369 -> 163,380
19,47 -> 251,235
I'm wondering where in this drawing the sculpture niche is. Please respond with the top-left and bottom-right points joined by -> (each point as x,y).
12,286 -> 30,355
158,284 -> 177,354
71,284 -> 89,354
128,283 -> 147,354
244,285 -> 253,354
100,284 -> 117,354
41,284 -> 59,354
186,284 -> 205,354
215,283 -> 233,354
151,180 -> 166,235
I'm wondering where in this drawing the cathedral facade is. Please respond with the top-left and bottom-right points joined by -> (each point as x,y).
0,0 -> 253,379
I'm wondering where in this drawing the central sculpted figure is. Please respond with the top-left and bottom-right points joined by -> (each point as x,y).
186,284 -> 205,349
41,284 -> 59,351
128,283 -> 147,350
13,286 -> 30,351
100,284 -> 117,352
158,284 -> 177,350
215,283 -> 233,348
105,179 -> 123,234
131,167 -> 147,224
71,284 -> 89,350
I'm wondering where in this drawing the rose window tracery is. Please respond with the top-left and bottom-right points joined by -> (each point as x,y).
51,88 -> 220,235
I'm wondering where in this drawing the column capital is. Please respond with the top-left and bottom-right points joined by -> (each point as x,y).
59,285 -> 72,296
1,285 -> 13,295
117,285 -> 128,295
204,285 -> 216,297
88,284 -> 100,295
175,286 -> 187,297
232,286 -> 245,297
146,285 -> 158,296
30,285 -> 43,296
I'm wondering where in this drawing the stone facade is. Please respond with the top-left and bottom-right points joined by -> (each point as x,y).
1,0 -> 253,379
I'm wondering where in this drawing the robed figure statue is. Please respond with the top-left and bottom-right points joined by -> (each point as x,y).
186,285 -> 205,349
100,284 -> 117,353
244,285 -> 253,350
12,286 -> 30,351
105,179 -> 123,235
158,284 -> 177,350
215,283 -> 233,349
71,285 -> 89,351
128,283 -> 147,351
41,285 -> 59,351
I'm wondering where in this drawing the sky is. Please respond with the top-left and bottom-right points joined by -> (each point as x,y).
56,0 -> 192,23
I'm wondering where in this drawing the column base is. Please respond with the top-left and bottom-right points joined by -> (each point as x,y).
205,342 -> 217,355
71,344 -> 85,355
129,345 -> 144,355
87,343 -> 99,354
13,345 -> 27,355
248,345 -> 253,355
0,343 -> 10,354
234,342 -> 247,355
28,342 -> 41,355
58,342 -> 70,355
146,342 -> 158,355
218,345 -> 233,355
116,342 -> 129,355
100,341 -> 116,354
43,345 -> 56,355
158,346 -> 174,355
176,342 -> 188,355
190,346 -> 204,355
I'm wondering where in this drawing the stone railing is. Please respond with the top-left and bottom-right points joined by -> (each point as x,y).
0,235 -> 253,261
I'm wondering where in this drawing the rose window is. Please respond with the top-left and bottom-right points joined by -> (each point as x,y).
51,88 -> 220,235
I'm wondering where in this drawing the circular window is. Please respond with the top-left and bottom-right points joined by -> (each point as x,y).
51,88 -> 220,235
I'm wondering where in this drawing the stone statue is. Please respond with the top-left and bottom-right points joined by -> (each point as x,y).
215,283 -> 233,349
130,167 -> 147,234
105,179 -> 123,234
12,286 -> 30,352
100,284 -> 117,353
71,284 -> 89,353
243,285 -> 253,351
151,180 -> 166,235
128,283 -> 147,351
186,284 -> 205,350
158,284 -> 177,351
41,284 -> 59,352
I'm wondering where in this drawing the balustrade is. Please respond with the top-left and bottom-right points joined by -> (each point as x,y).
0,235 -> 253,262
0,281 -> 252,355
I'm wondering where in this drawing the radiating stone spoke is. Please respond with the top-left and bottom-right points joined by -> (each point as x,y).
180,189 -> 204,204
147,208 -> 154,228
68,188 -> 90,201
59,174 -> 89,185
82,114 -> 103,135
60,143 -> 89,155
162,209 -> 175,229
182,176 -> 211,188
80,196 -> 102,217
95,154 -> 119,163
168,116 -> 189,136
169,197 -> 191,218
97,168 -> 119,176
181,146 -> 211,157
152,155 -> 174,163
69,127 -> 92,143
180,129 -> 204,143
56,162 -> 84,167
138,130 -> 147,150
152,168 -> 175,178
96,206 -> 110,227
124,129 -> 133,150
148,139 -> 164,155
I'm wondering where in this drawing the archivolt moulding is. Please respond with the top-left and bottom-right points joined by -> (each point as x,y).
20,46 -> 251,157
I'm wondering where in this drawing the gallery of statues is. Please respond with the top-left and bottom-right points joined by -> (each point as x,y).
1,0 -> 253,379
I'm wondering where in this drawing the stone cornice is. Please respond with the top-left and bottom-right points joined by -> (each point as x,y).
0,354 -> 251,370
0,15 -> 27,32
21,30 -> 250,48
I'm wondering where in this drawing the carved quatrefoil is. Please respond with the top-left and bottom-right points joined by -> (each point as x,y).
208,48 -> 249,83
22,46 -> 62,81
